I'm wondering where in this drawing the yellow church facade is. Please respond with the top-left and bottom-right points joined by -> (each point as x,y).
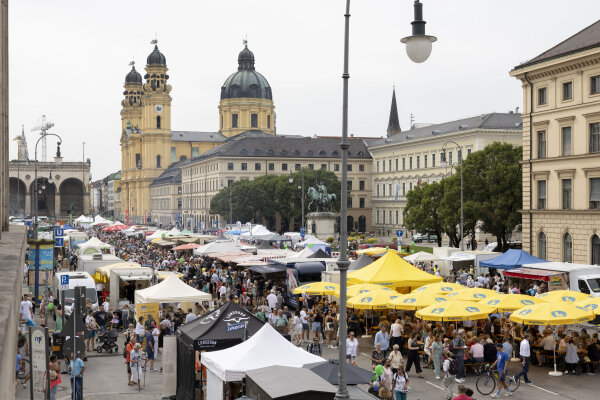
120,42 -> 275,223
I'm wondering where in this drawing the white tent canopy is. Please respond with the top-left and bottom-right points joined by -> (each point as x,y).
74,215 -> 93,223
145,229 -> 168,242
165,227 -> 182,236
285,247 -> 314,259
241,224 -> 271,237
193,241 -> 241,255
201,324 -> 324,382
78,237 -> 112,250
404,251 -> 441,263
134,273 -> 211,304
441,252 -> 475,262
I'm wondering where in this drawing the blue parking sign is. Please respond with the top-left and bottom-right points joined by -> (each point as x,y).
60,275 -> 69,285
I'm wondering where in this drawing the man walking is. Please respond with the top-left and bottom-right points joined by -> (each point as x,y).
513,333 -> 532,384
374,325 -> 390,358
68,352 -> 84,400
490,343 -> 512,398
451,329 -> 467,383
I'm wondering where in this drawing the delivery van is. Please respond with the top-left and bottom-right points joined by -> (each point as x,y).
505,262 -> 600,297
53,271 -> 99,316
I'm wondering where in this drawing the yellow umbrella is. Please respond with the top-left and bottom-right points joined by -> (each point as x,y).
574,297 -> 600,315
411,282 -> 467,295
151,237 -> 162,243
535,290 -> 591,303
416,300 -> 494,322
293,282 -> 340,296
335,283 -> 395,298
510,302 -> 595,325
348,290 -> 401,310
156,271 -> 184,280
348,250 -> 442,288
480,294 -> 547,312
444,288 -> 499,302
355,247 -> 390,256
388,291 -> 450,310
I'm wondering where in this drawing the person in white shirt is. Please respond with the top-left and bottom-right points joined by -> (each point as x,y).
346,331 -> 359,364
218,284 -> 227,298
442,351 -> 455,399
266,290 -> 277,311
292,311 -> 303,345
390,319 -> 403,350
102,298 -> 110,313
20,294 -> 33,333
299,307 -> 309,342
514,333 -> 532,384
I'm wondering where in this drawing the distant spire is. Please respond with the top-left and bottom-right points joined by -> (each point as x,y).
387,88 -> 401,137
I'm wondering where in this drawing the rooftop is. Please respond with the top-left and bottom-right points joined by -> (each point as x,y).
149,161 -> 183,187
513,19 -> 600,70
369,112 -> 522,148
184,135 -> 372,165
171,130 -> 228,143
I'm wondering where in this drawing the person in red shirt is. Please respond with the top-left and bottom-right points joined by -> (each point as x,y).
452,385 -> 473,400
125,336 -> 136,386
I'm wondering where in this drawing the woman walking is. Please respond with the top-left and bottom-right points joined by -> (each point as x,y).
393,365 -> 410,400
431,334 -> 443,379
387,344 -> 404,376
346,332 -> 359,365
405,332 -> 424,378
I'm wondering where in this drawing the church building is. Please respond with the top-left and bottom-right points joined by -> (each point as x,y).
120,41 -> 275,223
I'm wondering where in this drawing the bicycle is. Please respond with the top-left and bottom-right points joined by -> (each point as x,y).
476,365 -> 520,396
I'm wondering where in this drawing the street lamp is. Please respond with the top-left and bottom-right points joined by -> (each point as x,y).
289,170 -> 305,235
336,1 -> 435,398
440,141 -> 464,250
33,133 -> 62,239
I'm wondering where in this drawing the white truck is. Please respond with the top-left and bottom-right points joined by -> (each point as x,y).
506,261 -> 600,297
109,267 -> 153,310
77,253 -> 124,276
53,271 -> 99,316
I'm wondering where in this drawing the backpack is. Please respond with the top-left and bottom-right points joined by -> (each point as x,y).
448,358 -> 458,375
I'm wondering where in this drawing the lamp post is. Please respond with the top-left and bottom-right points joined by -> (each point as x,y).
336,1 -> 436,398
288,170 -> 305,235
33,134 -> 62,239
440,140 -> 464,250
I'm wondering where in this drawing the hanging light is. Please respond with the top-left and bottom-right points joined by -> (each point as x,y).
401,1 -> 437,63
41,182 -> 46,190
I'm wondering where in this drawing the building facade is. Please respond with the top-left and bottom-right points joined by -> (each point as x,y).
106,171 -> 121,218
149,161 -> 182,226
120,42 -> 274,224
369,91 -> 522,238
179,135 -> 373,233
510,20 -> 600,264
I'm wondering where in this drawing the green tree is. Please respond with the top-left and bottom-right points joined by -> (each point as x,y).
403,181 -> 445,246
439,172 -> 479,248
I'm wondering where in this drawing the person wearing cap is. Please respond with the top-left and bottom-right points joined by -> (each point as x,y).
489,343 -> 511,398
307,336 -> 322,356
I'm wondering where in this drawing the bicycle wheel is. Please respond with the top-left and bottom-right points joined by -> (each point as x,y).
508,374 -> 521,392
18,358 -> 30,379
476,373 -> 497,396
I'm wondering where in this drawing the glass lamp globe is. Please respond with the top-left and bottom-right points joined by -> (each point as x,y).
41,183 -> 46,190
402,35 -> 436,63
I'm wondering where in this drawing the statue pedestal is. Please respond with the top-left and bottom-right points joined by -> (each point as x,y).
306,212 -> 336,240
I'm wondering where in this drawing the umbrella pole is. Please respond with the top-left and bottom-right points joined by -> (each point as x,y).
548,341 -> 563,376
362,310 -> 371,338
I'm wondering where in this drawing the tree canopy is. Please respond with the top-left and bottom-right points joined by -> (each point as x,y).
403,142 -> 522,250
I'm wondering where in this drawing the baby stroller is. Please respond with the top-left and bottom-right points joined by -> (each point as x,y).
95,328 -> 119,353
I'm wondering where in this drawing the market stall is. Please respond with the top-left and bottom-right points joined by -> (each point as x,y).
134,273 -> 211,304
479,249 -> 547,270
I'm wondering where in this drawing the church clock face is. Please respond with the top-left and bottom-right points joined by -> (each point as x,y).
154,104 -> 163,114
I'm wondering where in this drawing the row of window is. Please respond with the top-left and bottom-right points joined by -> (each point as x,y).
224,113 -> 271,129
375,179 -> 437,198
537,177 -> 600,210
538,232 -> 600,265
375,209 -> 401,226
537,75 -> 600,106
376,149 -> 471,173
536,123 -> 600,158
226,161 -> 365,172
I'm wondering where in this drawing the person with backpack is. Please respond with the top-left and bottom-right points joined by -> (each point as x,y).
393,364 -> 410,400
451,329 -> 467,383
307,337 -> 322,356
443,351 -> 458,400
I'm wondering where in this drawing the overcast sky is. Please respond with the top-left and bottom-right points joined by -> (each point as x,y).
9,1 -> 600,179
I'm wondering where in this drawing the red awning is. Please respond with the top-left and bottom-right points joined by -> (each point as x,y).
503,267 -> 562,282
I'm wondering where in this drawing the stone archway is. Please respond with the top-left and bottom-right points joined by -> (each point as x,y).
9,178 -> 26,216
59,178 -> 84,217
347,215 -> 355,233
30,179 -> 57,217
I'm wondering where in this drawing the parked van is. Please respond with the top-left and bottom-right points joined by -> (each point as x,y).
53,271 -> 99,315
505,262 -> 600,297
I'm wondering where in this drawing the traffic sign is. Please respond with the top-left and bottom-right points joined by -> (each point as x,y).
54,237 -> 64,247
396,230 -> 403,237
54,227 -> 64,237
60,274 -> 69,290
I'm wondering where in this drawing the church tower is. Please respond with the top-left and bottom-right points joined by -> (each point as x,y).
219,42 -> 275,137
387,88 -> 401,137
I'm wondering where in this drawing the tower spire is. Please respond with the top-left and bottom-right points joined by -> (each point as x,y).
387,87 -> 401,137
